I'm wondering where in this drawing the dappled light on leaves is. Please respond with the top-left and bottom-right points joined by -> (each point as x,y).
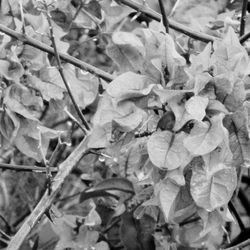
1,1 -> 250,250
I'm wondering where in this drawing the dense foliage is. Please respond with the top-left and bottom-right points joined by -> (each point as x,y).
0,0 -> 250,250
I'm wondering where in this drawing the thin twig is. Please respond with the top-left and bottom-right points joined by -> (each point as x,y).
223,238 -> 250,250
0,214 -> 12,234
39,140 -> 52,194
118,0 -> 218,43
0,25 -> 114,82
68,1 -> 84,30
81,6 -> 102,31
240,0 -> 248,36
6,136 -> 90,250
0,229 -> 11,240
19,0 -> 25,34
64,107 -> 88,134
158,0 -> 169,33
0,163 -> 57,173
43,2 -> 90,131
0,237 -> 9,245
228,201 -> 245,232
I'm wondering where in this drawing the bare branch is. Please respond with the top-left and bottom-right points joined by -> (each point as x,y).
223,239 -> 250,250
0,25 -> 114,82
240,0 -> 248,36
240,31 -> 250,44
158,0 -> 169,33
6,136 -> 90,250
0,163 -> 57,173
43,3 -> 90,131
118,0 -> 218,43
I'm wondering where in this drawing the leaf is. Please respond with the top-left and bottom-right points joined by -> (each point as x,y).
183,114 -> 227,155
120,212 -> 141,250
51,213 -> 79,250
168,94 -> 208,131
191,72 -> 213,95
113,102 -> 148,132
133,28 -> 161,60
93,94 -> 147,132
223,77 -> 246,112
147,131 -> 192,170
20,26 -> 49,71
0,55 -> 24,83
79,190 -> 119,203
153,87 -> 192,104
188,43 -> 212,75
211,27 -> 250,77
13,118 -> 59,161
154,180 -> 180,222
198,209 -> 225,238
107,31 -> 161,80
100,0 -> 133,32
4,84 -> 44,120
185,96 -> 209,121
92,177 -> 134,193
112,31 -> 145,55
190,156 -> 237,211
95,241 -> 110,250
87,125 -> 111,148
137,214 -> 156,250
84,203 -> 102,226
106,72 -> 156,103
119,137 -> 148,177
76,226 -> 99,250
26,74 -> 64,101
41,64 -> 99,108
156,111 -> 175,131
229,105 -> 250,168
160,33 -> 186,74
106,32 -> 145,74
206,99 -> 229,116
0,108 -> 20,146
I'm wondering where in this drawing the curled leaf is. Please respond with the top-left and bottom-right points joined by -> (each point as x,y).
90,177 -> 134,194
183,114 -> 227,155
147,131 -> 192,170
154,180 -> 180,222
191,155 -> 237,211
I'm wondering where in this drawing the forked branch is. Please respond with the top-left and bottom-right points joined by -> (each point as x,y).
118,0 -> 218,43
6,137 -> 90,250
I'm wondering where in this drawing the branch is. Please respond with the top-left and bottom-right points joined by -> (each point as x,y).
0,25 -> 114,82
6,136 -> 90,250
0,163 -> 57,173
118,0 -> 218,43
228,201 -> 245,232
240,0 -> 248,36
239,31 -> 250,44
223,238 -> 250,250
44,4 -> 90,131
158,0 -> 169,33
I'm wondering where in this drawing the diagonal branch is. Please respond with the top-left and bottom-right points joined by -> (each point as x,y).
44,2 -> 90,131
223,238 -> 250,250
118,0 -> 218,43
0,24 -> 114,82
240,31 -> 250,44
6,136 -> 90,250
